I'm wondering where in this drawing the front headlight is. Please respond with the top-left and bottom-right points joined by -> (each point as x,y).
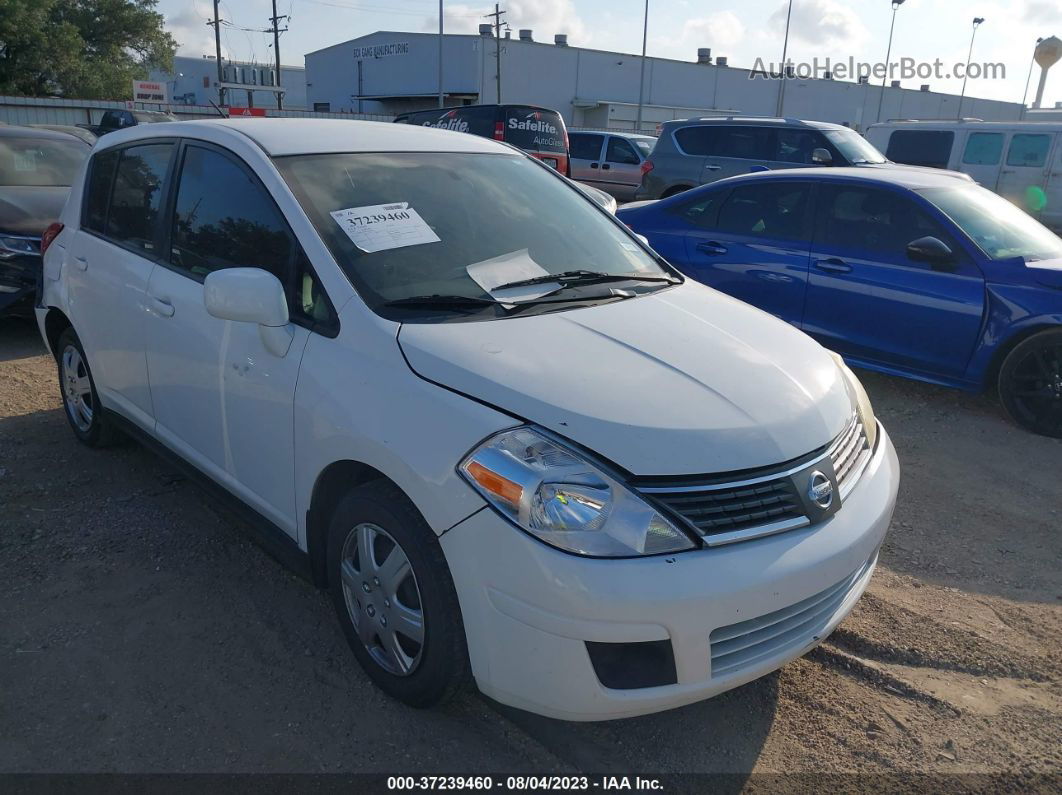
0,236 -> 38,259
459,427 -> 696,557
830,352 -> 877,449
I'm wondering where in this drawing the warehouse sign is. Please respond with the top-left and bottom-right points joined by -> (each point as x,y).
352,42 -> 409,60
132,80 -> 168,103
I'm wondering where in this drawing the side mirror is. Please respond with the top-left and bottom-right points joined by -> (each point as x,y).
204,267 -> 293,357
906,236 -> 955,269
811,148 -> 833,165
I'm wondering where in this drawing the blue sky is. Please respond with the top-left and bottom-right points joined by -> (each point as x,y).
158,0 -> 1060,105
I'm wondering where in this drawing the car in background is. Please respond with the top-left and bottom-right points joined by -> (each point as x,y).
569,130 -> 656,200
37,118 -> 897,720
0,125 -> 90,316
619,168 -> 1062,437
865,120 -> 1062,232
29,124 -> 98,146
394,104 -> 570,174
637,117 -> 970,201
79,108 -> 177,138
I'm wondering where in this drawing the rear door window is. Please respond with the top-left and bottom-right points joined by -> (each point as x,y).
569,133 -> 604,160
503,108 -> 566,153
962,132 -> 1004,165
1006,134 -> 1051,167
716,182 -> 811,241
606,137 -> 641,165
714,127 -> 774,160
104,143 -> 173,255
885,130 -> 954,168
674,126 -> 720,156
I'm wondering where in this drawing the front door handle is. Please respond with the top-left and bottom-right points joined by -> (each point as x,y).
697,241 -> 728,255
704,164 -> 722,171
814,257 -> 852,274
73,256 -> 88,271
148,296 -> 175,317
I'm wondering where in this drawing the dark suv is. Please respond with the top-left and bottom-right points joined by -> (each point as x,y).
637,117 -> 894,200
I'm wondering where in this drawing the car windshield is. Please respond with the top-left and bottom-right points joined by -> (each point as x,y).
824,130 -> 887,164
133,112 -> 176,123
0,137 -> 88,187
922,186 -> 1062,262
276,152 -> 669,318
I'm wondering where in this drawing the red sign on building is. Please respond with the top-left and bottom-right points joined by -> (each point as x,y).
226,107 -> 267,118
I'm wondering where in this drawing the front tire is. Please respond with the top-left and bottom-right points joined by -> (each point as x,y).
998,329 -> 1062,438
56,328 -> 121,447
326,481 -> 469,707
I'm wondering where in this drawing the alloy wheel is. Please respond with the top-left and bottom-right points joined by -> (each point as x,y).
339,522 -> 425,676
1008,342 -> 1062,434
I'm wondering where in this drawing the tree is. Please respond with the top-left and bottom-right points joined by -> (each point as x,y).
0,0 -> 176,98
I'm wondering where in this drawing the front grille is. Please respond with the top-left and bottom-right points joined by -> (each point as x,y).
709,554 -> 876,678
641,478 -> 804,538
633,414 -> 872,546
829,414 -> 871,499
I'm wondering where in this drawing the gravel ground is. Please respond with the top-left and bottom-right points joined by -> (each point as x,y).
1,316 -> 1060,785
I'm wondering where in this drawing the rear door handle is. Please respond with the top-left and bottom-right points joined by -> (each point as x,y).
704,164 -> 722,171
813,257 -> 852,274
148,296 -> 175,317
73,256 -> 88,271
697,241 -> 728,255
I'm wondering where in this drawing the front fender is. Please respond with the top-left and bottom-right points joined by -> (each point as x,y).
965,283 -> 1062,386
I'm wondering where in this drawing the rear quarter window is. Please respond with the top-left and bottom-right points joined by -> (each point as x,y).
885,130 -> 954,169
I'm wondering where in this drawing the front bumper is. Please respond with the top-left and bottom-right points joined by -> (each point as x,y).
440,423 -> 899,721
0,254 -> 39,316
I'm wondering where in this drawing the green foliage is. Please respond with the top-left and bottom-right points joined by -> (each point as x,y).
0,0 -> 176,98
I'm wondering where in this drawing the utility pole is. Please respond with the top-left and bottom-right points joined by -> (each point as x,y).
776,0 -> 794,117
957,17 -> 984,119
268,0 -> 288,110
876,1 -> 905,124
484,4 -> 505,103
635,0 -> 648,134
208,0 -> 225,107
438,0 -> 444,108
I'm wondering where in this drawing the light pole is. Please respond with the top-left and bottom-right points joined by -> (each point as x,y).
635,0 -> 649,134
876,0 -> 905,123
775,0 -> 794,117
438,0 -> 444,108
957,17 -> 984,119
1019,37 -> 1044,119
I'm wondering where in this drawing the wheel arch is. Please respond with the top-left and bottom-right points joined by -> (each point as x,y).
306,459 -> 397,588
44,307 -> 73,360
985,322 -> 1060,391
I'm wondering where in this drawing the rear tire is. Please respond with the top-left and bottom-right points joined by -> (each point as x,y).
326,480 -> 469,707
56,328 -> 122,447
998,329 -> 1062,438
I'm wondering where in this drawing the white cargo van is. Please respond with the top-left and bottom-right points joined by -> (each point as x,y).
865,120 -> 1062,232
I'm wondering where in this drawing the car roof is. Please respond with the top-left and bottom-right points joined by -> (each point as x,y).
662,117 -> 849,131
0,123 -> 89,142
712,166 -> 972,190
97,118 -> 511,157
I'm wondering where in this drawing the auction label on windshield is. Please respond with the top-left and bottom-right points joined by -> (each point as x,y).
330,202 -> 440,253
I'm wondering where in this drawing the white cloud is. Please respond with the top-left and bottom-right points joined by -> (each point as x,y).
682,12 -> 746,49
767,0 -> 869,49
167,6 -> 230,58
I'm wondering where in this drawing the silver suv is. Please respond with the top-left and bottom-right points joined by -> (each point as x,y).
637,117 -> 890,200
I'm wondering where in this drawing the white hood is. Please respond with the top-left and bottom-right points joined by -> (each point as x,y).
399,282 -> 853,476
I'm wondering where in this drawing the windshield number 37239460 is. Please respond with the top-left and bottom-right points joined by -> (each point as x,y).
346,209 -> 412,226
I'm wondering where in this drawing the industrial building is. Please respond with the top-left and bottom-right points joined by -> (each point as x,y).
150,55 -> 307,110
304,29 -> 1023,132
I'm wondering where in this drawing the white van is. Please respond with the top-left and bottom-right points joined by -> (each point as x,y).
37,119 -> 898,721
866,120 -> 1062,232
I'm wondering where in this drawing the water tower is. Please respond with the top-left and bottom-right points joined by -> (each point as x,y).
1032,36 -> 1061,109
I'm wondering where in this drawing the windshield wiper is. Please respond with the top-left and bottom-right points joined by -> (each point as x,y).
492,269 -> 679,292
383,294 -> 498,311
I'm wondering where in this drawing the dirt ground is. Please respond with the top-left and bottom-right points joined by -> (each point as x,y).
1,316 -> 1060,786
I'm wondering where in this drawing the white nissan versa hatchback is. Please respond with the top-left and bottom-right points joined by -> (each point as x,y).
37,119 -> 898,721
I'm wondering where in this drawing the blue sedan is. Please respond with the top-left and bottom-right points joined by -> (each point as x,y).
618,168 -> 1062,437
